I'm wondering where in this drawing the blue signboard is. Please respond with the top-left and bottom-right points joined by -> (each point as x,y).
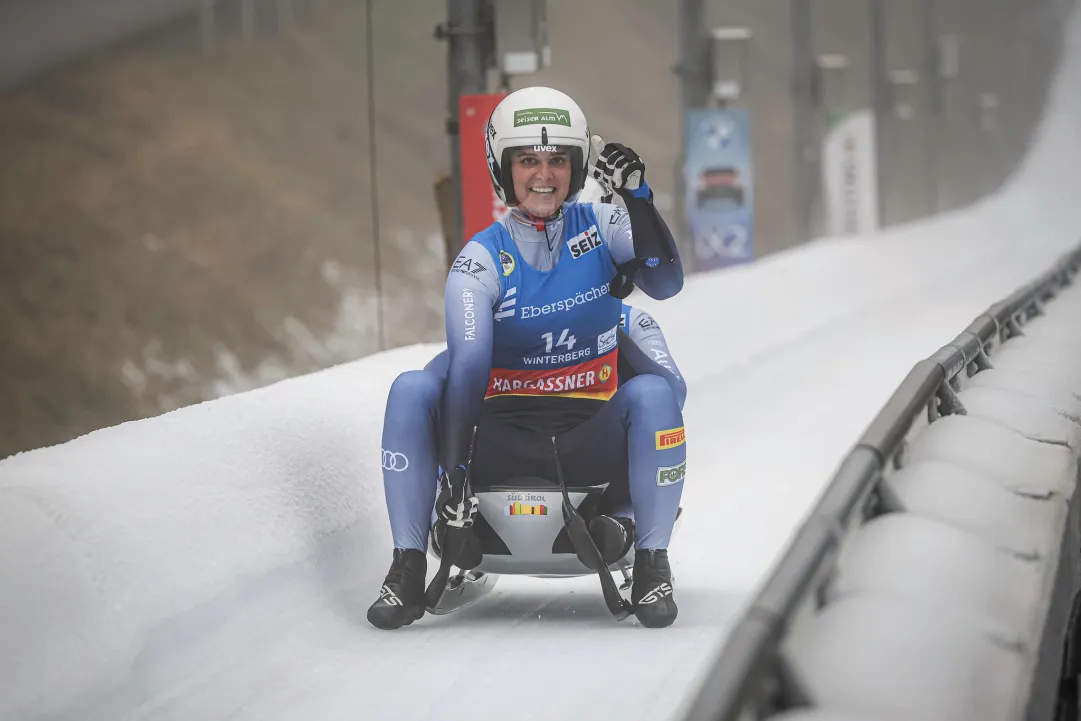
684,108 -> 754,271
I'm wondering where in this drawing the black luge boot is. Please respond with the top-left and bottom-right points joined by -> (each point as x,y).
631,549 -> 678,628
367,548 -> 427,630
586,515 -> 635,566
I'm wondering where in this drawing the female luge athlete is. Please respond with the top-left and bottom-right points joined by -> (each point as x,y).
369,86 -> 687,630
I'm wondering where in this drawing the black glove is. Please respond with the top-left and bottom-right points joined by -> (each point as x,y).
589,135 -> 649,197
436,465 -> 478,529
434,465 -> 482,569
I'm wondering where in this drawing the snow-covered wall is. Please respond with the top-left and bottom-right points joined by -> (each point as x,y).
780,276 -> 1081,721
3,2 -> 1081,720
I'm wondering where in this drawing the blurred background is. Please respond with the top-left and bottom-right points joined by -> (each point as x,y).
0,0 -> 1072,459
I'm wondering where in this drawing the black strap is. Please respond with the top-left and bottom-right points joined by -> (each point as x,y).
551,437 -> 633,621
424,426 -> 478,612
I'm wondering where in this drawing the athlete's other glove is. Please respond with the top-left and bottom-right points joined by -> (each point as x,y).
436,465 -> 478,528
589,134 -> 651,200
434,464 -> 482,569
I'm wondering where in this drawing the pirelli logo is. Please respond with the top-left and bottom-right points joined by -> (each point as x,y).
655,426 -> 686,450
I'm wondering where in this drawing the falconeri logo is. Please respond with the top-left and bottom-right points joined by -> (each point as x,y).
513,107 -> 572,127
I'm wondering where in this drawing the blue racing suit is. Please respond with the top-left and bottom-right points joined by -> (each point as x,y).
381,196 -> 685,553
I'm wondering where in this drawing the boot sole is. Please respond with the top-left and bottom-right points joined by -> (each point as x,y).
367,603 -> 424,631
633,600 -> 678,628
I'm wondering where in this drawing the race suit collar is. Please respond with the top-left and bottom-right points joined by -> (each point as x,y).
509,205 -> 565,232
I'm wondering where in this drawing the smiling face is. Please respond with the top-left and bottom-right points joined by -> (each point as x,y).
510,148 -> 572,218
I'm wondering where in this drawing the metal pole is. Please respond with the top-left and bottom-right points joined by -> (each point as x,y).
365,0 -> 385,351
677,0 -> 708,269
790,0 -> 813,243
199,0 -> 216,56
445,0 -> 489,250
241,0 -> 255,42
922,0 -> 939,214
277,0 -> 293,33
869,0 -> 887,226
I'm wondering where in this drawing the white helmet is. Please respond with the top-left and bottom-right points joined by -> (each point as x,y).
484,86 -> 590,205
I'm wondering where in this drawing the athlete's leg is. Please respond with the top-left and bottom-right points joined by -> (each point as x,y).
369,352 -> 449,630
555,373 -> 685,550
555,373 -> 685,627
380,349 -> 449,551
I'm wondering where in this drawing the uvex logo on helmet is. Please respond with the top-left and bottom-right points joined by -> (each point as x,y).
485,87 -> 590,206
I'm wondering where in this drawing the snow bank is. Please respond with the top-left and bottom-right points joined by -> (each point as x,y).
0,342 -> 442,718
3,3 -> 1081,720
783,294 -> 1081,721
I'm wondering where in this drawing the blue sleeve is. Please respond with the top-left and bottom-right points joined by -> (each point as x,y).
593,200 -> 684,299
622,307 -> 687,409
439,242 -> 499,470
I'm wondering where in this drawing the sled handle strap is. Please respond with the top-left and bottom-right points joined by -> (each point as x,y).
424,425 -> 478,613
551,437 -> 634,621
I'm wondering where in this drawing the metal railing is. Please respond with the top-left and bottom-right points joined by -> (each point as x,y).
682,239 -> 1081,721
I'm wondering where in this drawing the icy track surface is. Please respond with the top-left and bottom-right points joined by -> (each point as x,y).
4,9 -> 1081,721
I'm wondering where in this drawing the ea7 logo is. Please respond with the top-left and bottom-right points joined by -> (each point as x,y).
452,256 -> 487,277
567,225 -> 602,259
656,461 -> 686,487
637,313 -> 659,331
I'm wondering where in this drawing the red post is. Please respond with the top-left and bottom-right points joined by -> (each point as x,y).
458,93 -> 508,244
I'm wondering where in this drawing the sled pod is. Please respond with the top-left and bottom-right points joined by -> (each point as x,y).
429,476 -> 632,577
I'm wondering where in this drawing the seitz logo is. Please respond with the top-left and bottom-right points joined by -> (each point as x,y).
567,225 -> 603,259
655,426 -> 686,450
656,461 -> 686,487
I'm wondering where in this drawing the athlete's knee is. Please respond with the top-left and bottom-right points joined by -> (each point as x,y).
621,374 -> 680,413
386,369 -> 444,420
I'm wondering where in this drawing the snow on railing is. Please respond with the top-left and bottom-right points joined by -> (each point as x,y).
682,240 -> 1081,721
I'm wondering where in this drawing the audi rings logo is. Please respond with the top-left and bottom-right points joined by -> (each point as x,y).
382,449 -> 409,472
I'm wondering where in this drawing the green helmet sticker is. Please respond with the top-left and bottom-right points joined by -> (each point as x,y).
513,108 -> 572,127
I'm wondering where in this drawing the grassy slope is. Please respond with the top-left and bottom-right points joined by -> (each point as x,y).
0,6 -> 386,456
